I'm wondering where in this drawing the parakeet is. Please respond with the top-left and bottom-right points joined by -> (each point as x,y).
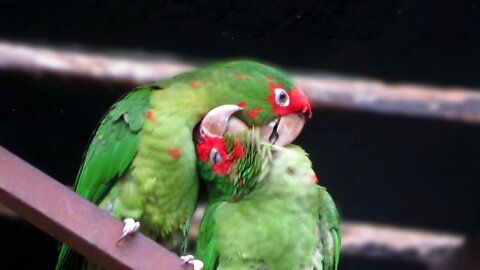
55,60 -> 312,269
193,105 -> 340,270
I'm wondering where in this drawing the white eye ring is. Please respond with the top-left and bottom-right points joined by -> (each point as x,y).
274,88 -> 290,107
210,148 -> 223,164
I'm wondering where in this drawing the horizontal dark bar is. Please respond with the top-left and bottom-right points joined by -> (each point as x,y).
1,42 -> 480,124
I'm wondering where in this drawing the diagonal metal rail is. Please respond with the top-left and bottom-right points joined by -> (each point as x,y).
0,145 -> 191,270
1,41 -> 480,124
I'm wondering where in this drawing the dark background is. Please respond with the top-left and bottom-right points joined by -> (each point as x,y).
1,1 -> 480,269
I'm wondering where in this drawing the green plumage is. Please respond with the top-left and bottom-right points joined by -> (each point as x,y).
55,60 -> 302,269
195,132 -> 341,270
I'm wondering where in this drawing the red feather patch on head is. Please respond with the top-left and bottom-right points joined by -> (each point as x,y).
196,136 -> 246,175
266,83 -> 312,118
237,101 -> 263,120
197,137 -> 227,161
237,101 -> 247,108
247,107 -> 263,120
233,138 -> 246,159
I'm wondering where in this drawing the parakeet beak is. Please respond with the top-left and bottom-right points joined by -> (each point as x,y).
199,105 -> 248,138
199,105 -> 306,147
259,113 -> 306,146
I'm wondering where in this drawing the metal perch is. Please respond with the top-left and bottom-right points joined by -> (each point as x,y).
0,145 -> 191,270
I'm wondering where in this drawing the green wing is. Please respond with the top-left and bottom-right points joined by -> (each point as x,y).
74,87 -> 152,203
195,203 -> 221,270
55,87 -> 153,270
317,186 -> 341,270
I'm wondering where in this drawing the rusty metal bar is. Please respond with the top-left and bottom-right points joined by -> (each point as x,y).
0,145 -> 191,270
1,41 -> 480,124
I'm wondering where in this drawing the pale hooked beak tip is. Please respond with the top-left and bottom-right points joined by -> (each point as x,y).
259,113 -> 306,146
199,105 -> 248,138
199,106 -> 307,147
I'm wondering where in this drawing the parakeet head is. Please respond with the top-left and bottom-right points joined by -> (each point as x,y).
194,105 -> 318,201
177,60 -> 312,146
194,105 -> 264,201
219,60 -> 311,119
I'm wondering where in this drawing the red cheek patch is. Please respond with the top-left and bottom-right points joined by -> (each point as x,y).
196,137 -> 232,175
265,82 -> 288,115
266,83 -> 312,118
196,136 -> 246,176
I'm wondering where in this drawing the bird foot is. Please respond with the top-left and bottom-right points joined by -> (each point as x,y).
117,218 -> 140,242
180,255 -> 204,270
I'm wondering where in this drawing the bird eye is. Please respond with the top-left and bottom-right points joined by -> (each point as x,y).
274,88 -> 290,107
210,148 -> 223,165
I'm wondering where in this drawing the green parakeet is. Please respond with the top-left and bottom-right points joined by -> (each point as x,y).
55,60 -> 312,269
193,106 -> 340,270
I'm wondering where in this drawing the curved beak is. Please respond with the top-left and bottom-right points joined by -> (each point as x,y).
200,105 -> 249,137
200,105 -> 306,147
259,113 -> 306,146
